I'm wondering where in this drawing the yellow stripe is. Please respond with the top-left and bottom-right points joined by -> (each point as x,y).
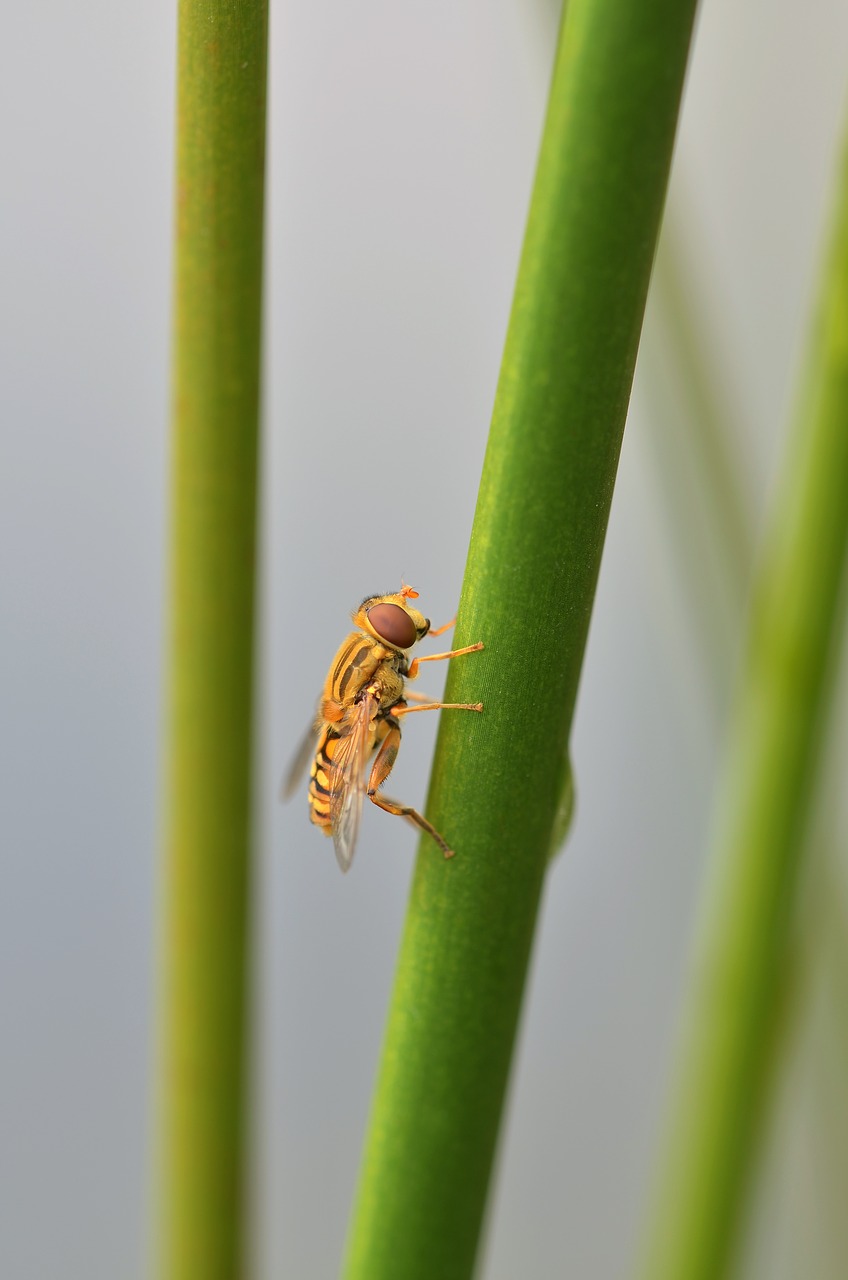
328,633 -> 379,703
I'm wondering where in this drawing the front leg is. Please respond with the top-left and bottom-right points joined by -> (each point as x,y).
407,640 -> 484,681
393,701 -> 483,716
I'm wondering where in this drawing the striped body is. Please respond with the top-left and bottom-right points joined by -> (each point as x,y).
308,630 -> 407,835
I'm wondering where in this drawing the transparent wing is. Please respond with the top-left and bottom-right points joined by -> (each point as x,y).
329,693 -> 378,873
279,711 -> 321,800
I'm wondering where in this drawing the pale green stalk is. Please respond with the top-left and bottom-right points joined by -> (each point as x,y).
159,2 -> 268,1278
638,128 -> 848,1280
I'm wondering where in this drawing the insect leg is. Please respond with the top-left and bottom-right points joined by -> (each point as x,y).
367,725 -> 455,858
426,616 -> 456,637
407,640 -> 484,680
393,701 -> 483,715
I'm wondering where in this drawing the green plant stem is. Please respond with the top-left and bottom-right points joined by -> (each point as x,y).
343,2 -> 697,1277
638,130 -> 848,1280
642,216 -> 754,698
651,218 -> 753,585
160,3 -> 267,1278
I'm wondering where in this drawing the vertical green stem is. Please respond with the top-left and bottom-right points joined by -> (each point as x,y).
344,3 -> 697,1278
638,130 -> 848,1280
160,2 -> 267,1278
650,223 -> 753,582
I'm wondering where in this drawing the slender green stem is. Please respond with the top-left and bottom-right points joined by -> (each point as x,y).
638,129 -> 848,1280
641,216 -> 754,699
651,218 -> 753,584
159,3 -> 267,1279
343,3 -> 697,1277
649,195 -> 848,1280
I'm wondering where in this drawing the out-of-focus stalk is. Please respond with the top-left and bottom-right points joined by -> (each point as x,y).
159,2 -> 268,1277
638,130 -> 848,1280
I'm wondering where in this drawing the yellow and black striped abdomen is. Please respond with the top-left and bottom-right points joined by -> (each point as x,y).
308,716 -> 394,835
308,724 -> 341,833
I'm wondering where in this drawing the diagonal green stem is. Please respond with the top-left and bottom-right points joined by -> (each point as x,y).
638,128 -> 848,1280
159,2 -> 268,1278
343,2 -> 698,1277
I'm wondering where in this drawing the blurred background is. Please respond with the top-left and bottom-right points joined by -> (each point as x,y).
3,0 -> 848,1276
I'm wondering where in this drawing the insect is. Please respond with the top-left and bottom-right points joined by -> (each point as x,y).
282,584 -> 484,872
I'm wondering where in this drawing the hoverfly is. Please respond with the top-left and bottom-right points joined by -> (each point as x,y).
282,584 -> 484,872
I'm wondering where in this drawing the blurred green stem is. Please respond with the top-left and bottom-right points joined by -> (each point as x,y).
638,129 -> 848,1280
343,2 -> 697,1278
652,218 -> 753,580
640,215 -> 753,700
159,2 -> 267,1278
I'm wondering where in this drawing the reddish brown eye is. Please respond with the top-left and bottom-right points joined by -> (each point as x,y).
367,603 -> 417,648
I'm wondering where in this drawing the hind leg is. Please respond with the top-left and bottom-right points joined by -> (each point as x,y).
367,724 -> 455,858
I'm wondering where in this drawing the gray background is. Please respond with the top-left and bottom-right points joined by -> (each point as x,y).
2,1 -> 847,1277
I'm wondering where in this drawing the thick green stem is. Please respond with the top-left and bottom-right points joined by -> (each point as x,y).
159,3 -> 267,1278
638,131 -> 848,1280
343,2 -> 697,1277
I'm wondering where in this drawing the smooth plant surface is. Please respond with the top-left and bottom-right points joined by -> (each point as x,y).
160,2 -> 268,1278
343,2 -> 698,1277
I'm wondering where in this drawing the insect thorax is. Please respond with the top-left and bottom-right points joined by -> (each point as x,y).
325,631 -> 408,717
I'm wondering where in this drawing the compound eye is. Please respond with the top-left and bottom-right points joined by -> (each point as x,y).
367,602 -> 417,648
